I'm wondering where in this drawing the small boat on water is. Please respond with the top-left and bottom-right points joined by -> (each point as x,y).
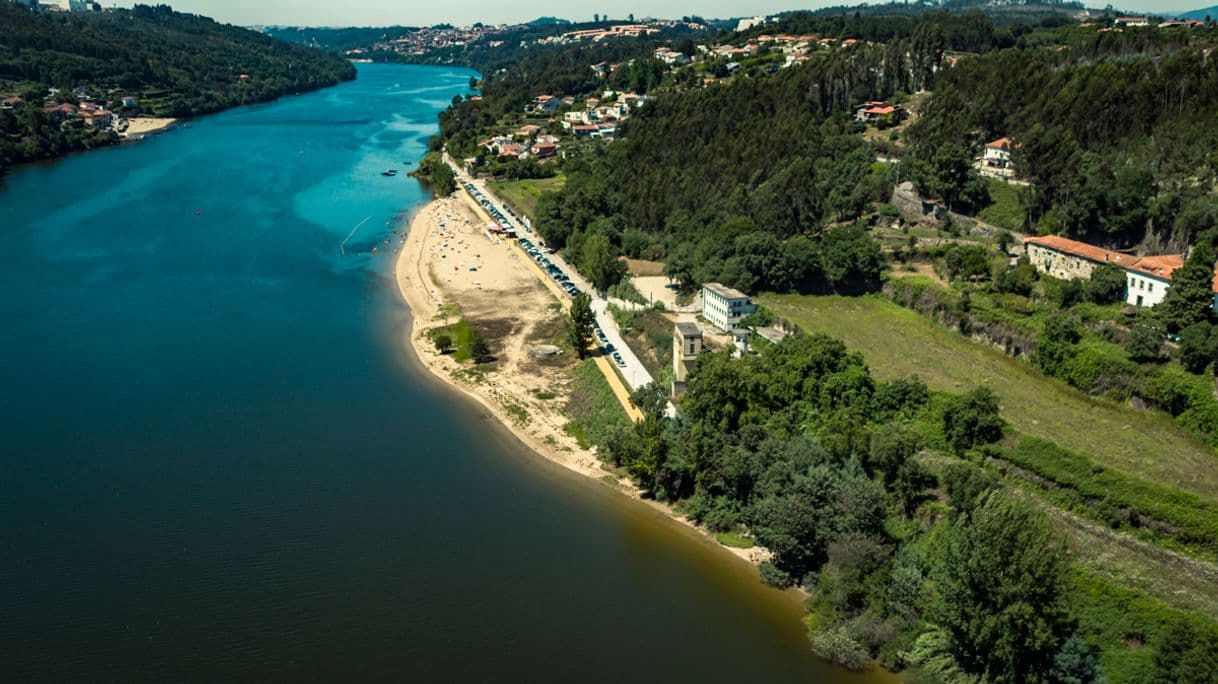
382,169 -> 398,177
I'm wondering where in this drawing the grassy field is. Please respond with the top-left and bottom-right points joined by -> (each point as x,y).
760,293 -> 1218,501
564,358 -> 630,449
977,177 -> 1029,232
488,175 -> 566,222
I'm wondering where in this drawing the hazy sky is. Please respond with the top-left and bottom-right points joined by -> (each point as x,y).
107,1 -> 1204,27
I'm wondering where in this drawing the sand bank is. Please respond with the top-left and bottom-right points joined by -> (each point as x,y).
123,117 -> 178,138
394,195 -> 771,567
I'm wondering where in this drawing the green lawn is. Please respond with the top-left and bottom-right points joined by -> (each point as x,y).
488,175 -> 566,222
977,177 -> 1028,232
760,293 -> 1218,501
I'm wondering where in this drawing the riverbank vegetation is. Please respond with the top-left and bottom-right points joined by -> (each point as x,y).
0,3 -> 355,175
423,9 -> 1218,679
595,328 -> 1218,680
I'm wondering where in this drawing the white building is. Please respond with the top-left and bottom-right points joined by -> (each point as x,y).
702,283 -> 756,331
979,137 -> 1017,179
672,321 -> 703,394
736,16 -> 767,32
1022,236 -> 1217,309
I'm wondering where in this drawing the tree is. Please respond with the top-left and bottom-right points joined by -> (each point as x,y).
1150,616 -> 1218,684
942,387 -> 1004,454
945,244 -> 992,281
942,463 -> 999,518
580,232 -> 626,293
566,292 -> 595,358
432,331 -> 454,354
1158,242 -> 1217,333
629,382 -> 668,418
867,424 -> 933,514
1037,313 -> 1081,376
1179,322 -> 1218,374
1086,263 -> 1127,304
1124,321 -> 1164,363
932,492 -> 1068,680
1049,634 -> 1106,684
470,331 -> 491,362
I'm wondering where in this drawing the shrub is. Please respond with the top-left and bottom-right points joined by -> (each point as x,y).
431,331 -> 454,353
942,387 -> 1004,455
1179,322 -> 1218,374
1124,321 -> 1165,363
1036,313 -> 1081,376
810,625 -> 872,671
1085,263 -> 1127,304
759,561 -> 791,587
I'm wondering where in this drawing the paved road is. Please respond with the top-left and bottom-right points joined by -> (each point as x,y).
445,156 -> 674,417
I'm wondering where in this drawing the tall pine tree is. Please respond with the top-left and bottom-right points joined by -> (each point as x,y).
1158,242 -> 1217,333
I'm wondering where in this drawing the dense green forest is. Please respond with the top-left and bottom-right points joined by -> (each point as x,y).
0,3 -> 355,175
427,11 -> 1218,679
603,332 -> 1218,681
906,23 -> 1218,248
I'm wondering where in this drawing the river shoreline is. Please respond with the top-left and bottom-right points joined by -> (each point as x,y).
393,195 -> 781,569
393,194 -> 903,682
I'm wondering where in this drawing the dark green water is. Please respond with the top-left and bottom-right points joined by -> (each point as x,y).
0,63 -> 883,682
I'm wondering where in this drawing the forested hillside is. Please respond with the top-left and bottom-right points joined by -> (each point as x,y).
0,3 -> 355,175
528,13 -> 1010,294
907,24 -> 1218,250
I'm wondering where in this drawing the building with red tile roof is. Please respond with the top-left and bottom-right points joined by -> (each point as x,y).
1024,235 -> 1217,309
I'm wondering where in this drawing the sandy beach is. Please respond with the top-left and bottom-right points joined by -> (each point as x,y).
394,193 -> 771,566
123,117 -> 178,138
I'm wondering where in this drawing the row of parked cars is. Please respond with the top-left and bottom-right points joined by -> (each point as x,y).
465,179 -> 627,370
463,181 -> 516,234
518,238 -> 583,298
594,325 -> 628,368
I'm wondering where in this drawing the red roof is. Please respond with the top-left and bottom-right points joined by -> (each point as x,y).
1024,236 -> 1192,282
865,106 -> 897,115
987,137 -> 1014,149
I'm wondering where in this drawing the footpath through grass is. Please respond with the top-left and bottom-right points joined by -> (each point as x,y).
761,293 -> 1218,502
488,175 -> 566,222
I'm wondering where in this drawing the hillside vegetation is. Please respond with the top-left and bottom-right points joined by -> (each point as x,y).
0,3 -> 355,174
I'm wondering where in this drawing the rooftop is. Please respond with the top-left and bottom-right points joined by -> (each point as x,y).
703,282 -> 750,300
675,322 -> 702,336
1024,235 -> 1207,285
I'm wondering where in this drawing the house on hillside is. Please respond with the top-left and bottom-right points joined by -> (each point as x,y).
979,137 -> 1017,179
855,101 -> 904,127
654,47 -> 690,65
42,103 -> 78,124
530,95 -> 562,114
1115,16 -> 1150,27
702,283 -> 756,331
1024,236 -> 1218,309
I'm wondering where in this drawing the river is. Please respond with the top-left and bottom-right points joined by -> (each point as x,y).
0,63 -> 886,683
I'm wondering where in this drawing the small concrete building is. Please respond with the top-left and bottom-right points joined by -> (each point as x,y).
672,321 -> 702,394
731,328 -> 750,356
702,283 -> 756,331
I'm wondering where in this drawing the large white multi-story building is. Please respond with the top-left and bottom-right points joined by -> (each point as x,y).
702,283 -> 756,331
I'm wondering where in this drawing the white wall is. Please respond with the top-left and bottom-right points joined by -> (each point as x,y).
1125,273 -> 1170,308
